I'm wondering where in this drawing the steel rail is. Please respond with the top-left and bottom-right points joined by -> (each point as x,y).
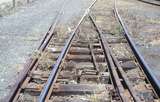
89,12 -> 141,101
138,0 -> 160,6
38,14 -> 60,52
110,50 -> 141,102
89,43 -> 100,73
89,14 -> 141,101
39,0 -> 97,101
89,14 -> 130,102
114,0 -> 160,97
38,0 -> 67,52
5,2 -> 66,102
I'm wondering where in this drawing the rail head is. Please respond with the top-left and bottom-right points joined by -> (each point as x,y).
5,1 -> 66,102
114,0 -> 160,97
138,0 -> 160,6
39,0 -> 97,101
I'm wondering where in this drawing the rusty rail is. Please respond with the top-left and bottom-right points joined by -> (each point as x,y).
89,14 -> 130,102
89,15 -> 140,102
114,0 -> 160,97
88,14 -> 141,101
89,10 -> 159,101
138,0 -> 160,6
6,0 -> 160,101
39,0 -> 97,101
5,2 -> 65,102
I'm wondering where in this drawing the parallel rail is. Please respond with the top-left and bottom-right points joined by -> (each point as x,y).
138,0 -> 160,6
39,0 -> 160,100
39,1 -> 97,101
114,0 -> 160,96
5,1 -> 65,101
89,14 -> 141,102
6,0 -> 160,101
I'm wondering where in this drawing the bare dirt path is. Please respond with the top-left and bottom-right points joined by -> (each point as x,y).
0,0 -> 93,99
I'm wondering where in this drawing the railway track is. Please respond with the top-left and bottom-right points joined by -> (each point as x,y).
6,0 -> 160,102
138,0 -> 160,6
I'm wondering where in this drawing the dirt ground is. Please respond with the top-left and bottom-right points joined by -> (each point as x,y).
116,0 -> 160,80
0,0 -> 93,99
0,0 -> 160,100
